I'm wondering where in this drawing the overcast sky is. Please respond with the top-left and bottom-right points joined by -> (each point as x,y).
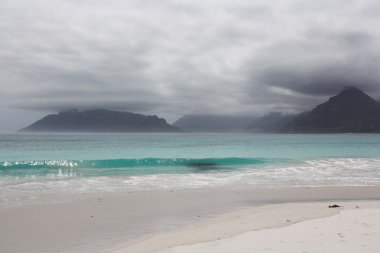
1,0 -> 380,131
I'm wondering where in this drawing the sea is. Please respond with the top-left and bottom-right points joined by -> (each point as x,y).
1,133 -> 380,207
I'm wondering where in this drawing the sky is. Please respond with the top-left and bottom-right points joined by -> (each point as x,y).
1,0 -> 380,131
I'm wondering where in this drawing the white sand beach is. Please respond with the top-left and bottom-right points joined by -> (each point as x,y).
1,186 -> 380,253
155,203 -> 380,253
111,201 -> 380,253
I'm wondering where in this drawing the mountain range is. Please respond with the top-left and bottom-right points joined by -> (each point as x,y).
21,109 -> 180,132
20,87 -> 380,133
282,86 -> 380,133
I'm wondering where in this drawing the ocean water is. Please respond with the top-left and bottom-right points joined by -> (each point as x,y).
1,133 -> 380,207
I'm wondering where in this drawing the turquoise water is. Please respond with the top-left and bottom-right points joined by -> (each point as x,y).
1,133 -> 380,206
1,133 -> 379,176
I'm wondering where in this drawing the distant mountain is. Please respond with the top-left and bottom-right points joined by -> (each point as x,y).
283,86 -> 380,133
248,112 -> 296,132
173,114 -> 255,132
21,109 -> 180,132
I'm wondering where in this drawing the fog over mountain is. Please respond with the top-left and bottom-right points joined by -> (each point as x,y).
2,0 -> 380,131
173,115 -> 255,132
247,113 -> 296,132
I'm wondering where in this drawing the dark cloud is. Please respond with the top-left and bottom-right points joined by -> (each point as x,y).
1,0 -> 380,130
256,60 -> 380,96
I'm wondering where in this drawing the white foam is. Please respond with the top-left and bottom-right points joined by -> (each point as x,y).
1,158 -> 380,207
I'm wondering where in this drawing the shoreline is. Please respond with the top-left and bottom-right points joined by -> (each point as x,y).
1,186 -> 380,253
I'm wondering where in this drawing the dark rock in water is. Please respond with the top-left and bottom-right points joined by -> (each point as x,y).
173,114 -> 255,132
187,162 -> 219,167
20,109 -> 180,132
283,86 -> 380,133
186,161 -> 221,171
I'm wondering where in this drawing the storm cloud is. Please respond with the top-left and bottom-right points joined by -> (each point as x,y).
1,0 -> 380,130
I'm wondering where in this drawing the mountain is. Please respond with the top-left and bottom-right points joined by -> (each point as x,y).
247,112 -> 296,132
283,86 -> 380,133
20,109 -> 180,132
173,114 -> 255,132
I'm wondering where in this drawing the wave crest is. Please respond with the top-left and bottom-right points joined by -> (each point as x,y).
0,157 -> 277,170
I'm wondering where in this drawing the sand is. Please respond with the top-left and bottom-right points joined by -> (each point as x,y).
111,201 -> 380,253
1,186 -> 380,253
153,202 -> 380,253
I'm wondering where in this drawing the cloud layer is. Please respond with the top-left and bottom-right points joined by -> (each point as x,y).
2,0 -> 380,125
